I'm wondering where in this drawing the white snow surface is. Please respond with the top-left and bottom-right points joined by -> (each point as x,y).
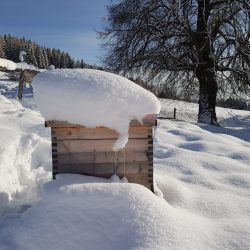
0,58 -> 40,71
0,58 -> 17,71
0,74 -> 250,250
19,51 -> 26,62
16,62 -> 38,71
33,69 -> 160,150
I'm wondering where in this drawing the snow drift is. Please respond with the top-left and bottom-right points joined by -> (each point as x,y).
33,69 -> 160,150
0,95 -> 51,216
0,175 -> 220,250
1,73 -> 250,250
0,58 -> 39,71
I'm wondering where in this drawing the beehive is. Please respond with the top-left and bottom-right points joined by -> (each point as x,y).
45,119 -> 155,191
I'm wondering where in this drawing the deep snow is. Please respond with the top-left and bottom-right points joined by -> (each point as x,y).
0,71 -> 250,250
0,58 -> 39,71
32,69 -> 160,150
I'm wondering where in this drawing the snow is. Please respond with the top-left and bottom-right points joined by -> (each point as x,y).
19,51 -> 26,62
32,69 -> 160,150
49,64 -> 55,70
16,62 -> 38,71
0,58 -> 40,71
0,73 -> 250,249
0,58 -> 17,71
0,91 -> 51,216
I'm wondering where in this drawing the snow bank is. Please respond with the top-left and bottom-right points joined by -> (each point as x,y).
154,118 -> 250,249
33,69 -> 160,150
0,58 -> 17,70
1,73 -> 250,249
0,175 -> 222,250
0,58 -> 40,71
16,62 -> 38,71
0,95 -> 51,216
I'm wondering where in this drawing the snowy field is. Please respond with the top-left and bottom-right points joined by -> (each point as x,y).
0,71 -> 250,250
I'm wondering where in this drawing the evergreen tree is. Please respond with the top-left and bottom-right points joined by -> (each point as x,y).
0,37 -> 6,58
75,60 -> 81,68
25,41 -> 38,66
60,52 -> 67,68
42,47 -> 49,69
80,59 -> 85,68
0,34 -> 98,69
35,46 -> 45,68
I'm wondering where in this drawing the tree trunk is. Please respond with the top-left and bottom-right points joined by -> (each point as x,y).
194,0 -> 219,125
196,67 -> 218,125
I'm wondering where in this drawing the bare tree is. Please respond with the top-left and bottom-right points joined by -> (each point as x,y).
101,0 -> 250,124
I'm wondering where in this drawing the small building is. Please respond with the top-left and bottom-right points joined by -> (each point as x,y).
45,118 -> 156,191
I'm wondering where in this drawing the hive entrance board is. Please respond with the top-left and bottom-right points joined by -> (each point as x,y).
45,120 -> 154,191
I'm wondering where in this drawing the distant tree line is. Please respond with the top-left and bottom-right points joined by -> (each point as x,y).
130,77 -> 198,102
0,34 -> 103,70
217,98 -> 250,111
131,77 -> 250,110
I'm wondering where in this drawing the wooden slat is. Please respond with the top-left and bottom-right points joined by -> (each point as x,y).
56,151 -> 149,164
52,126 -> 152,140
57,162 -> 150,175
54,139 -> 150,153
125,173 -> 150,185
45,120 -> 154,128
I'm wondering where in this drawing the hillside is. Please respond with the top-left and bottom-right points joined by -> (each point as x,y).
0,71 -> 250,250
0,34 -> 102,69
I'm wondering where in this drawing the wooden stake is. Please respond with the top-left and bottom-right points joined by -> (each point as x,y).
18,70 -> 24,100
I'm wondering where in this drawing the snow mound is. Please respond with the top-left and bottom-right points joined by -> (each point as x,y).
0,174 -> 220,250
0,95 -> 51,216
0,58 -> 40,71
32,69 -> 160,150
0,58 -> 17,70
16,62 -> 38,71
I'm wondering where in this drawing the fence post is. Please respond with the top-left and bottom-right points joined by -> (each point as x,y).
18,70 -> 24,100
174,108 -> 176,119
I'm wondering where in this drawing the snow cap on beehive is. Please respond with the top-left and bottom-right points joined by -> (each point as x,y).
33,69 -> 160,150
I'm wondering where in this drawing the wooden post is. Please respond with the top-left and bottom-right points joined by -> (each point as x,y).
174,108 -> 176,119
18,70 -> 25,100
210,109 -> 213,125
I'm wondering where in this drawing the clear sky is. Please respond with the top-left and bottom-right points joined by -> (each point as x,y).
0,0 -> 112,65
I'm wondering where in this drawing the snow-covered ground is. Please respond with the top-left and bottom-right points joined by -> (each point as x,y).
0,58 -> 39,71
0,71 -> 250,249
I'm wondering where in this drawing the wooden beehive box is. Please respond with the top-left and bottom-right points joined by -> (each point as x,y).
45,119 -> 155,191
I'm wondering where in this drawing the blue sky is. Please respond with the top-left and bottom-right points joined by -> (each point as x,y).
0,0 -> 112,65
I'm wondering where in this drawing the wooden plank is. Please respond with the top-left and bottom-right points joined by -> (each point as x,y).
57,162 -> 150,175
55,139 -> 150,153
45,120 -> 154,128
125,173 -> 150,185
52,126 -> 152,140
57,150 -> 149,164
